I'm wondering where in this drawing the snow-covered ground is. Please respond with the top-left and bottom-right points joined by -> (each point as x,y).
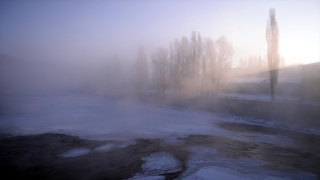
1,92 -> 311,141
0,92 -> 318,179
218,93 -> 302,102
0,92 -> 228,140
129,145 -> 316,180
218,92 -> 320,105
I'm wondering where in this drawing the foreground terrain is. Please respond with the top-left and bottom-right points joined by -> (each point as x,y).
0,92 -> 319,179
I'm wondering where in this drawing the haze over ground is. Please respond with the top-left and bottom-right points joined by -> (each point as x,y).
0,0 -> 319,67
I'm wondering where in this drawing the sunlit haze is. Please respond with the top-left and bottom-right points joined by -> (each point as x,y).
0,0 -> 319,66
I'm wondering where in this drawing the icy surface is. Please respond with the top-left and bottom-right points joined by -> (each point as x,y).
60,148 -> 90,158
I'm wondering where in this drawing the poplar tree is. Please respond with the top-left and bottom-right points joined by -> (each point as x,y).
266,8 -> 279,100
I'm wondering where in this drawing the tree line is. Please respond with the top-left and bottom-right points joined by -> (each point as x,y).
134,8 -> 280,100
134,31 -> 234,96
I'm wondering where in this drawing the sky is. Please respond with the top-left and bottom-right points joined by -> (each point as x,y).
0,0 -> 319,66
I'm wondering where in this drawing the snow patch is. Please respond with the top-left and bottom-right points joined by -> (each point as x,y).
60,148 -> 90,158
94,144 -> 114,152
129,152 -> 181,179
184,166 -> 285,180
127,175 -> 165,180
141,152 -> 181,174
183,145 -> 315,180
117,140 -> 136,148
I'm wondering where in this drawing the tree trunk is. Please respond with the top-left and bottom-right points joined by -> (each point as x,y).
270,71 -> 275,100
201,77 -> 204,96
271,80 -> 275,100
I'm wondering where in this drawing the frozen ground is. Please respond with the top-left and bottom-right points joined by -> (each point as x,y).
0,92 -> 319,179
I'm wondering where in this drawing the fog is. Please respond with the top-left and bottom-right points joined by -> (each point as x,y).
0,1 -> 318,96
1,2 -> 320,179
0,1 -> 318,115
0,0 -> 319,168
0,54 -> 126,95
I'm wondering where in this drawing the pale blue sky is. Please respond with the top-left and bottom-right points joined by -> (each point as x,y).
0,0 -> 319,66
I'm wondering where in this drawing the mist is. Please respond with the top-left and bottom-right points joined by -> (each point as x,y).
0,0 -> 319,134
0,1 -> 320,179
0,0 -> 318,95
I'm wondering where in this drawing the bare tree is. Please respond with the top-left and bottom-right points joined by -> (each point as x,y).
201,37 -> 216,96
169,38 -> 183,94
151,47 -> 169,93
190,31 -> 199,94
134,46 -> 149,91
164,32 -> 233,96
266,8 -> 279,100
180,36 -> 191,93
196,32 -> 203,95
168,41 -> 175,93
215,36 -> 234,96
